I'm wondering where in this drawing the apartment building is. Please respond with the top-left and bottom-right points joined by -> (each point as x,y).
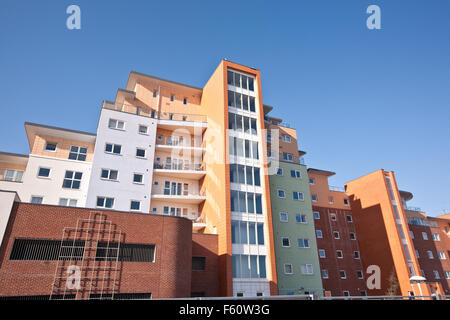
0,122 -> 95,207
402,194 -> 450,295
345,169 -> 432,297
265,116 -> 323,296
0,60 -> 278,298
307,168 -> 367,297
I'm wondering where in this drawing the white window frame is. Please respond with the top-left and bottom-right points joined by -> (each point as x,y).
30,196 -> 43,204
336,250 -> 344,259
300,264 -> 314,275
322,270 -> 329,279
108,118 -> 125,130
296,214 -> 307,224
293,191 -> 304,201
354,251 -> 360,259
96,196 -> 115,209
311,194 -> 318,202
276,168 -> 283,176
333,231 -> 340,239
316,230 -> 323,238
105,143 -> 122,155
422,232 -> 428,240
101,168 -> 119,181
37,167 -> 51,178
278,189 -> 286,199
130,200 -> 141,211
340,270 -> 347,279
136,147 -> 147,159
45,142 -> 57,152
313,211 -> 320,219
319,249 -> 326,258
427,250 -> 434,259
133,173 -> 144,184
284,264 -> 293,275
281,237 -> 290,248
280,212 -> 288,222
138,125 -> 149,135
59,198 -> 78,207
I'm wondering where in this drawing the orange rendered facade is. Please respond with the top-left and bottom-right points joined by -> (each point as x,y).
345,170 -> 431,297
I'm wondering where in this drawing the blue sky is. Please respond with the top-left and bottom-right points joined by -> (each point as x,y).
1,1 -> 449,216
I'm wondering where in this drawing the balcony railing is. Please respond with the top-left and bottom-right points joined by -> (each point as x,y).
156,137 -> 203,149
153,162 -> 205,171
103,101 -> 207,123
407,218 -> 438,228
329,186 -> 345,192
405,206 -> 423,212
154,211 -> 205,223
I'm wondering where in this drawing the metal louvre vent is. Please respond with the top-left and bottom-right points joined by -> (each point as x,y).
9,239 -> 85,261
95,242 -> 155,262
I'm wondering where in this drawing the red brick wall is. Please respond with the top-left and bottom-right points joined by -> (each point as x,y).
312,206 -> 367,296
0,202 -> 193,299
409,219 -> 450,295
191,233 -> 219,297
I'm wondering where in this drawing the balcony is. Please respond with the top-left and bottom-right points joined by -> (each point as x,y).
153,161 -> 206,179
102,101 -> 207,132
151,184 -> 206,204
329,186 -> 346,192
407,218 -> 438,228
155,136 -> 205,152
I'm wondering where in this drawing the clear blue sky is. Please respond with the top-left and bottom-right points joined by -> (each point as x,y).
1,1 -> 449,216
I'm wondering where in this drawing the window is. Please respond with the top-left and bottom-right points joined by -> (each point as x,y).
130,200 -> 141,211
316,230 -> 323,238
192,257 -> 206,271
183,98 -> 187,105
136,148 -> 146,158
282,153 -> 293,162
344,199 -> 349,206
290,170 -> 301,179
293,192 -> 304,201
330,213 -> 337,221
433,270 -> 440,279
284,264 -> 293,275
343,291 -> 350,297
281,135 -> 291,143
153,90 -> 157,98
59,198 -> 77,207
280,212 -> 288,222
105,143 -> 121,155
68,146 -> 87,161
329,196 -> 334,204
346,215 -> 353,222
138,125 -> 148,134
133,173 -> 143,184
415,250 -> 420,258
96,197 -> 114,209
427,251 -> 434,259
297,238 -> 310,248
349,232 -> 356,240
170,94 -> 175,102
333,231 -> 340,239
319,249 -> 326,258
311,194 -> 318,202
101,169 -> 118,181
445,271 -> 450,280
45,142 -> 57,151
438,252 -> 446,260
322,270 -> 329,279
276,168 -> 283,176
38,167 -> 51,178
300,264 -> 313,275
354,251 -> 360,259
281,237 -> 290,247
108,119 -> 125,130
422,232 -> 428,240
278,189 -> 286,198
30,196 -> 43,204
296,214 -> 307,224
62,171 -> 82,189
313,211 -> 320,219
432,233 -> 440,241
232,254 -> 266,279
340,270 -> 347,279
357,270 -> 364,279
0,169 -> 24,182
410,231 -> 414,239
309,178 -> 315,185
336,250 -> 343,258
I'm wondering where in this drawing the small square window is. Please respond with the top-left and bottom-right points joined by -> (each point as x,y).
38,167 -> 50,178
309,178 -> 315,185
31,196 -> 43,204
319,249 -> 326,258
280,212 -> 288,222
45,142 -> 57,151
311,194 -> 318,202
316,230 -> 323,238
333,231 -> 340,239
313,211 -> 320,219
136,148 -> 146,158
344,199 -> 349,206
284,264 -> 293,274
133,173 -> 143,184
346,215 -> 353,222
138,125 -> 148,134
278,190 -> 286,198
183,98 -> 188,105
97,197 -> 114,209
281,237 -> 290,247
130,200 -> 141,211
354,251 -> 360,259
340,270 -> 347,279
336,250 -> 343,258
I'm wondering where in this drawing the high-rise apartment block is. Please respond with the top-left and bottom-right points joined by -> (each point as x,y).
0,60 -> 448,299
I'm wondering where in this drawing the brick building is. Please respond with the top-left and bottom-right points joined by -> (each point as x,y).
0,192 -> 219,299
